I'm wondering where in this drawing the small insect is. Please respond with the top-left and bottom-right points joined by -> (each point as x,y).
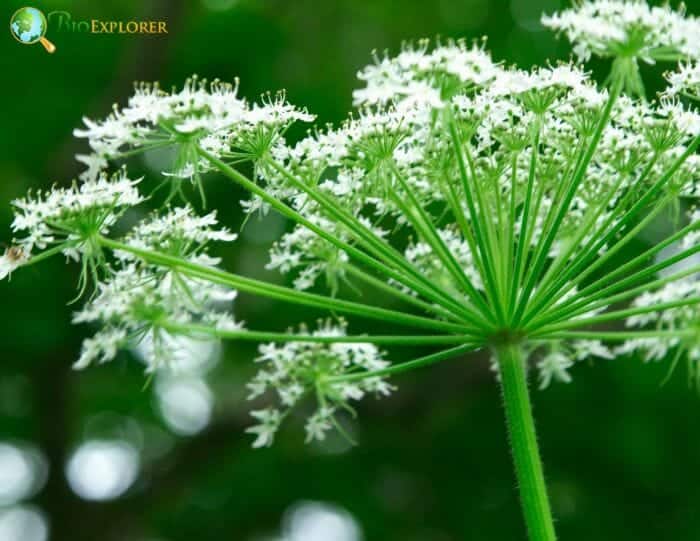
3,245 -> 26,262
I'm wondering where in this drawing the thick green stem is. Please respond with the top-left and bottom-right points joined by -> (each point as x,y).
497,344 -> 556,541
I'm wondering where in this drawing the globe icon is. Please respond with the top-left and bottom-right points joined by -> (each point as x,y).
10,7 -> 56,53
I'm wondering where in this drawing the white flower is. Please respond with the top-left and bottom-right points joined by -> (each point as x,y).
619,275 -> 700,365
245,408 -> 282,448
616,337 -> 679,362
74,328 -> 127,369
537,351 -> 574,389
208,312 -> 245,332
72,246 -> 238,371
75,153 -> 109,182
572,340 -> 614,361
266,214 -> 356,292
304,407 -> 335,442
353,40 -> 500,108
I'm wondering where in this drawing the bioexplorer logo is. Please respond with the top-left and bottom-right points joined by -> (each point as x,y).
10,7 -> 56,53
10,6 -> 169,54
48,11 -> 169,35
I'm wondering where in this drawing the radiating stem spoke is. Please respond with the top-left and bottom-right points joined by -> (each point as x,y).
161,320 -> 482,345
328,343 -> 477,382
98,236 -> 477,334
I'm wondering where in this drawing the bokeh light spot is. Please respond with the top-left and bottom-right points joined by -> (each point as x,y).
66,440 -> 139,501
156,377 -> 214,436
282,501 -> 362,541
510,0 -> 560,32
133,333 -> 221,375
0,506 -> 48,541
0,442 -> 48,505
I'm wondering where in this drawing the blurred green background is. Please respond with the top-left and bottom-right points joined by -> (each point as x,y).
2,1 -> 700,540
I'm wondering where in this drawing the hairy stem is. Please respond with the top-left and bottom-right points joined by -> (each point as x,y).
497,344 -> 556,541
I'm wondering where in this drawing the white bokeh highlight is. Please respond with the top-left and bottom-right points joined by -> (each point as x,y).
156,377 -> 214,436
66,440 -> 140,501
0,442 -> 48,505
0,506 -> 48,541
282,501 -> 362,541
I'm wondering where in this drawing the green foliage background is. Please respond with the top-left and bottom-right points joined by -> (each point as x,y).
1,1 -> 699,539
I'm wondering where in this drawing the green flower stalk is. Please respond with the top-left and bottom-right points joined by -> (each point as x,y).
3,2 -> 700,540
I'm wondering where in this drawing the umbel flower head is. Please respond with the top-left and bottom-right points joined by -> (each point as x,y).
542,0 -> 700,97
73,206 -> 240,371
1,170 -> 143,290
73,76 -> 314,203
542,0 -> 700,62
1,0 -> 699,457
246,319 -> 393,447
9,169 -> 142,256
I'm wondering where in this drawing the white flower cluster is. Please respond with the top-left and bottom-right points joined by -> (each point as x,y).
246,320 -> 393,447
665,62 -> 700,100
73,207 -> 240,372
622,207 -> 700,368
537,340 -> 613,389
266,213 -> 388,293
619,279 -> 700,364
352,40 -> 499,110
1,170 -> 143,281
542,0 -> 700,63
116,205 -> 237,257
74,77 -> 314,184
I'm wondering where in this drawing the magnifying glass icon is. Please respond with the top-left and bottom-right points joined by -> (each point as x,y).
10,7 -> 56,54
